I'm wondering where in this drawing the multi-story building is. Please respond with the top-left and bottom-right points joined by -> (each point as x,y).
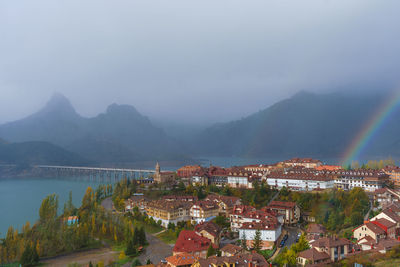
298,236 -> 352,265
205,194 -> 242,216
227,171 -> 256,189
265,171 -> 334,191
353,221 -> 388,242
334,170 -> 389,192
383,166 -> 400,187
372,188 -> 400,209
265,201 -> 300,225
280,158 -> 323,169
230,205 -> 281,232
195,221 -> 222,246
163,195 -> 198,202
208,175 -> 227,187
238,220 -> 282,250
191,175 -> 208,186
242,164 -> 279,177
177,165 -> 204,178
125,195 -> 149,213
146,200 -> 191,227
190,201 -> 219,224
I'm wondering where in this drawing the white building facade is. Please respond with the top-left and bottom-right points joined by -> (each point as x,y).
266,176 -> 334,191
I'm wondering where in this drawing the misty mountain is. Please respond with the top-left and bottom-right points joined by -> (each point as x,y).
0,94 -> 186,165
0,141 -> 90,166
192,91 -> 400,159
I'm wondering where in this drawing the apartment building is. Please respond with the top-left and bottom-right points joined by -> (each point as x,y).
146,200 -> 191,227
265,201 -> 300,225
190,200 -> 219,224
334,170 -> 389,192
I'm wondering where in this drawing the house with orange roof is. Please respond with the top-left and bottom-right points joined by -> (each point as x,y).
165,252 -> 199,267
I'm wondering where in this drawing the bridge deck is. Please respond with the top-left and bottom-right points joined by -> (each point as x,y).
35,165 -> 157,173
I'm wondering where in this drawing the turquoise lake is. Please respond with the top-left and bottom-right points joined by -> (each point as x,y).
0,177 -> 108,237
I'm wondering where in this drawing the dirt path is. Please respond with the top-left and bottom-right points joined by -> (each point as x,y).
41,247 -> 119,267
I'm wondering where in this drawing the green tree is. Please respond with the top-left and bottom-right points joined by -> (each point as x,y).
125,238 -> 136,256
39,194 -> 58,223
20,243 -> 39,267
292,234 -> 309,253
241,233 -> 247,250
206,244 -> 216,258
132,259 -> 142,267
252,229 -> 262,252
214,216 -> 230,228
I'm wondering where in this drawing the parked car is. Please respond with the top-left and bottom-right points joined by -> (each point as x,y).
296,232 -> 301,242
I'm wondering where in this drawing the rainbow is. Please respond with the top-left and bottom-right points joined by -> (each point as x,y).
342,89 -> 400,166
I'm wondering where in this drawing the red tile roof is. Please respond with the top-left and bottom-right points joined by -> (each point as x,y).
298,248 -> 330,261
173,230 -> 217,254
311,236 -> 351,248
165,253 -> 199,266
306,224 -> 326,234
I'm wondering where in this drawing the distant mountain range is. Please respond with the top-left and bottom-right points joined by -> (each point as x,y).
0,141 -> 90,166
1,91 -> 399,167
0,94 -> 187,166
191,91 -> 400,159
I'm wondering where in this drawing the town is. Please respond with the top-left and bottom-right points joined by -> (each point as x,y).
116,158 -> 400,267
2,157 -> 400,267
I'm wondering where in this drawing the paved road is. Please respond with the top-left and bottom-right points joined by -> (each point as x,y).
271,226 -> 300,260
282,227 -> 299,250
122,233 -> 173,267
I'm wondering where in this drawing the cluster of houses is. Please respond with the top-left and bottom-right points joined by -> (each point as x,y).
352,189 -> 400,252
123,158 -> 400,267
126,194 -> 241,227
176,158 -> 398,193
125,192 -> 304,266
294,188 -> 400,266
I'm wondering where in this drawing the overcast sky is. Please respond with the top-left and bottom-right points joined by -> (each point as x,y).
1,0 -> 400,125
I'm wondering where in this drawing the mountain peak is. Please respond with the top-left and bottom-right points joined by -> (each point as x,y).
106,103 -> 140,116
39,93 -> 78,117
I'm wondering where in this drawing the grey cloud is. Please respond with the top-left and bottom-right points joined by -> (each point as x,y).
0,0 -> 399,124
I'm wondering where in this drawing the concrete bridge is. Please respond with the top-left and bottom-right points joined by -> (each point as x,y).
34,165 -> 159,183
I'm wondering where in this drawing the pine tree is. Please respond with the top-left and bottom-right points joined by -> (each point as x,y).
206,244 -> 216,258
133,227 -> 139,246
125,238 -> 136,256
132,259 -> 142,267
20,243 -> 39,267
252,229 -> 262,252
138,227 -> 146,246
241,233 -> 247,250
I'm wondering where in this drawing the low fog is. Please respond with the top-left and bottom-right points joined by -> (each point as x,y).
1,0 -> 400,125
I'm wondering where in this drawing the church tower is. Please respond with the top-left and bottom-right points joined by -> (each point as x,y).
155,162 -> 160,174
